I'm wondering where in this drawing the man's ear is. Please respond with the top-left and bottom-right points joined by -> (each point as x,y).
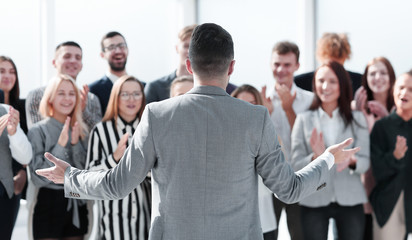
52,59 -> 57,68
228,60 -> 236,76
186,59 -> 194,75
295,62 -> 300,72
100,51 -> 105,59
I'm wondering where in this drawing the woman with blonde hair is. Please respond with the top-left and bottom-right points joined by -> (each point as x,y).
28,74 -> 89,240
86,75 -> 151,240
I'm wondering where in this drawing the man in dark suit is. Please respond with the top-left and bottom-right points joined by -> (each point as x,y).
89,32 -> 144,115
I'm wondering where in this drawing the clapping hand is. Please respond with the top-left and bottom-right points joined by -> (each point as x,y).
260,86 -> 274,114
58,117 -> 71,147
276,84 -> 296,112
113,133 -> 129,162
58,117 -> 80,146
80,84 -> 89,111
0,106 -> 20,136
310,128 -> 326,160
368,101 -> 389,118
353,86 -> 367,113
393,135 -> 408,160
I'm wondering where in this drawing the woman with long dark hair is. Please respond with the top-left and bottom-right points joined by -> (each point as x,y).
291,61 -> 369,240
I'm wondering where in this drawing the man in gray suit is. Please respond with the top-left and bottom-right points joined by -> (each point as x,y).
36,23 -> 359,240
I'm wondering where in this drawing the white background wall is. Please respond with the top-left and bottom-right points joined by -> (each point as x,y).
1,0 -> 412,97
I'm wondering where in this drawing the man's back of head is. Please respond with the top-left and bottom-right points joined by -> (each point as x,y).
189,23 -> 234,79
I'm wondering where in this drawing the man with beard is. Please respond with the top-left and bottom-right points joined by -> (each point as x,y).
89,32 -> 144,114
26,41 -> 102,130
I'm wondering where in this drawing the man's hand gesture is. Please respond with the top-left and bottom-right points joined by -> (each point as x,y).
36,152 -> 71,184
326,138 -> 360,165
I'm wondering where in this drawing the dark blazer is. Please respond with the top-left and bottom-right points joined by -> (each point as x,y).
294,70 -> 362,96
0,89 -> 4,103
89,76 -> 113,116
370,113 -> 412,234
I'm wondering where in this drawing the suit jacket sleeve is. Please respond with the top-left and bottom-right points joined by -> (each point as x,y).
291,113 -> 314,171
64,106 -> 156,200
256,110 -> 330,204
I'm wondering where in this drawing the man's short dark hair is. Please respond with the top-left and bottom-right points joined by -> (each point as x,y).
55,41 -> 82,52
272,41 -> 300,63
189,23 -> 234,78
101,31 -> 126,52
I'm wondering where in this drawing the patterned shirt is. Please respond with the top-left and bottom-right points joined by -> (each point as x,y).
86,117 -> 151,240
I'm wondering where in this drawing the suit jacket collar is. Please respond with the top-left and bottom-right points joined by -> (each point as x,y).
187,85 -> 229,96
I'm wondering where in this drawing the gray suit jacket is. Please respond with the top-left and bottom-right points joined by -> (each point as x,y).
291,110 -> 369,207
64,86 -> 332,240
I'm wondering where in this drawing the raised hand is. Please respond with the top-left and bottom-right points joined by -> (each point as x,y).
7,106 -> 20,136
35,152 -> 71,184
275,84 -> 296,112
260,86 -> 274,114
326,138 -> 361,164
353,86 -> 367,112
310,128 -> 326,160
80,84 -> 89,111
113,133 -> 129,162
71,121 -> 80,145
58,117 -> 71,147
368,100 -> 389,118
393,135 -> 408,160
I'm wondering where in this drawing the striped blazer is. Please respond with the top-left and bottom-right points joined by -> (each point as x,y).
86,117 -> 151,240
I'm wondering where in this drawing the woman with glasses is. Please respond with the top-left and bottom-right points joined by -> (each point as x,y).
86,75 -> 151,240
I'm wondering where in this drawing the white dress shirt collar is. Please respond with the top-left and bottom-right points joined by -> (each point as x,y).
106,72 -> 120,84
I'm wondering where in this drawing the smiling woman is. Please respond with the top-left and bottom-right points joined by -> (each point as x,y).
27,74 -> 89,240
85,75 -> 151,240
291,61 -> 370,240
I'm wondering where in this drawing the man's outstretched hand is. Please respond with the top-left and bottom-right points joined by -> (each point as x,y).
35,152 -> 71,184
326,138 -> 360,164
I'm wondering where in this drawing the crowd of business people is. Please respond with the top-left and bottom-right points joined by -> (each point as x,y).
0,23 -> 410,240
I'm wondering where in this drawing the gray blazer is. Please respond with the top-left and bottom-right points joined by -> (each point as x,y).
64,86 -> 332,240
291,110 -> 369,207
